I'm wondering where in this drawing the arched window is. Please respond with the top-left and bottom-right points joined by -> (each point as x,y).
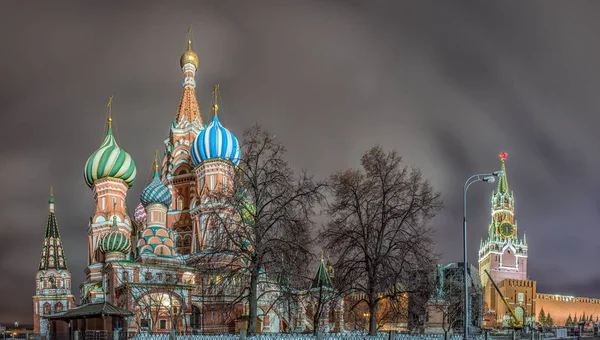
177,195 -> 184,211
55,302 -> 63,313
43,303 -> 51,315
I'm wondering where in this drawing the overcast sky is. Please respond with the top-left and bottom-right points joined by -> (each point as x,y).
2,0 -> 600,325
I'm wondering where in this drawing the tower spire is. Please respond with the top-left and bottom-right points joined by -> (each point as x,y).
39,191 -> 68,270
212,84 -> 220,116
497,152 -> 509,194
49,185 -> 55,212
175,27 -> 203,125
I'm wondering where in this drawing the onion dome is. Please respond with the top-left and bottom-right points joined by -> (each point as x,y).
84,98 -> 137,188
99,217 -> 131,254
180,28 -> 199,69
140,152 -> 173,207
191,85 -> 240,166
134,202 -> 147,222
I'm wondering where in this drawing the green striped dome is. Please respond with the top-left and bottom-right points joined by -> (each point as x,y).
99,230 -> 131,254
84,126 -> 136,188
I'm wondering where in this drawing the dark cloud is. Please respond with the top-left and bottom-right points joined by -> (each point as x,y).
1,0 -> 600,324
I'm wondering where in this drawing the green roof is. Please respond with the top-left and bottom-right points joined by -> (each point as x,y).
47,302 -> 133,319
497,158 -> 509,194
39,198 -> 68,271
311,258 -> 333,289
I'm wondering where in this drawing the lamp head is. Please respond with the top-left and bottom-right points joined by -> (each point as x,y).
493,170 -> 505,178
483,176 -> 496,183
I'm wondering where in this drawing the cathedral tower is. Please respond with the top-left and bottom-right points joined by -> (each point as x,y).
136,152 -> 181,264
162,28 -> 205,255
83,98 -> 136,283
189,85 -> 240,252
478,153 -> 528,287
33,189 -> 75,335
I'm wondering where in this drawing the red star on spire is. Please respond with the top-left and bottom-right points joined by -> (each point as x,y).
499,152 -> 507,161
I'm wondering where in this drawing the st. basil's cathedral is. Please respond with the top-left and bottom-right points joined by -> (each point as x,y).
33,31 -> 341,336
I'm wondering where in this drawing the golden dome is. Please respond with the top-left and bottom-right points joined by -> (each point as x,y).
180,38 -> 199,69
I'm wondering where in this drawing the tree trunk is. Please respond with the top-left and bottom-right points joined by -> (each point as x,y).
247,268 -> 259,335
313,287 -> 323,335
369,301 -> 378,335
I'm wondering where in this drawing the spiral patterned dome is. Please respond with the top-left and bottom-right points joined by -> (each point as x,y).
99,231 -> 131,254
141,171 -> 172,207
84,123 -> 137,188
134,202 -> 147,222
191,115 -> 240,166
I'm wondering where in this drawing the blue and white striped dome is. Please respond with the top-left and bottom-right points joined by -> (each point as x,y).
191,115 -> 240,166
141,171 -> 172,207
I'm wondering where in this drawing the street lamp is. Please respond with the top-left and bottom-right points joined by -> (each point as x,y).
463,171 -> 504,340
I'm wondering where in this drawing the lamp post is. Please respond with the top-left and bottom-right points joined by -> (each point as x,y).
463,171 -> 503,340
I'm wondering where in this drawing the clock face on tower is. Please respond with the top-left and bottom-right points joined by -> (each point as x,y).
499,222 -> 514,238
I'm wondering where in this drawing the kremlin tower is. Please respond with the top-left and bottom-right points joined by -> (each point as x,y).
33,188 -> 75,335
478,153 -> 528,286
478,153 -> 532,327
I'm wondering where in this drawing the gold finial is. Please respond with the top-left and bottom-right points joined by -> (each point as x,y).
107,96 -> 113,130
186,26 -> 192,51
321,249 -> 324,261
154,150 -> 159,173
180,26 -> 199,69
212,84 -> 220,116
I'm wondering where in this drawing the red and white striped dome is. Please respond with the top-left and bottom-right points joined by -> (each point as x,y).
134,202 -> 147,222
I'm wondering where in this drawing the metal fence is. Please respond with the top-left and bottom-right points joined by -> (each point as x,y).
129,332 -> 477,340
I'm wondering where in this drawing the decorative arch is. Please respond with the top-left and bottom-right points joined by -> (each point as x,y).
177,195 -> 185,210
43,302 -> 51,315
154,245 -> 172,256
191,305 -> 202,329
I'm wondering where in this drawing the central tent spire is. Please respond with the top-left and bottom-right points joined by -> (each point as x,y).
497,152 -> 509,194
175,26 -> 203,126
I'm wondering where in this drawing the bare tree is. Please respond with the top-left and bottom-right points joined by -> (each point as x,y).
320,146 -> 442,335
198,124 -> 326,335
